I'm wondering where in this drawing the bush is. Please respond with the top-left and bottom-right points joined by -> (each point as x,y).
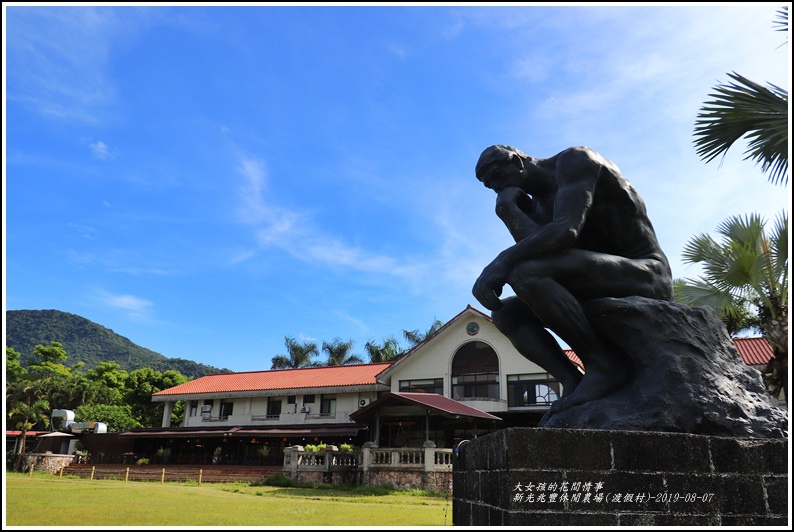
136,458 -> 150,465
259,474 -> 299,488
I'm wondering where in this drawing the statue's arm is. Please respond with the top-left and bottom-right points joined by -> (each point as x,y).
496,153 -> 598,268
495,187 -> 540,243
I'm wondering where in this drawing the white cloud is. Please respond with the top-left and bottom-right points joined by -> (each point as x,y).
235,154 -> 426,282
6,7 -> 121,122
96,289 -> 154,319
90,140 -> 111,159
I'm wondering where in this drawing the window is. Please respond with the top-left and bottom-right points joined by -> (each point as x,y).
399,378 -> 443,395
220,399 -> 234,420
507,373 -> 560,407
189,400 -> 198,417
320,396 -> 336,417
451,341 -> 500,400
303,394 -> 315,404
267,399 -> 282,418
201,399 -> 214,415
287,395 -> 296,404
452,373 -> 499,400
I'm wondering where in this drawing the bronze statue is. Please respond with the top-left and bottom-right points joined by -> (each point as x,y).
473,145 -> 674,414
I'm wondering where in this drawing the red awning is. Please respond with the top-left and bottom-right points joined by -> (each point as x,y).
350,392 -> 502,423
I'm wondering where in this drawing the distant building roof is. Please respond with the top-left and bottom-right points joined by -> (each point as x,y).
152,362 -> 392,398
732,337 -> 774,366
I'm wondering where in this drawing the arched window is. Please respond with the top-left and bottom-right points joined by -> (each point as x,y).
451,341 -> 500,400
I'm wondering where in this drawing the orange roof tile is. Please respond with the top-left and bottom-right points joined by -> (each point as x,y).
153,363 -> 392,397
564,339 -> 770,368
732,337 -> 774,365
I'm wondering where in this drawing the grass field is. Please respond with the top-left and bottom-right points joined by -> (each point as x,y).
4,472 -> 452,527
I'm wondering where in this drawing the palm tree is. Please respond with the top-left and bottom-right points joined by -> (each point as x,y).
402,319 -> 444,348
270,336 -> 320,369
693,7 -> 789,186
364,336 -> 403,363
322,338 -> 364,366
674,212 -> 788,400
7,399 -> 51,455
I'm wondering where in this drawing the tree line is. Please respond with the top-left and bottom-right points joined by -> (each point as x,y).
270,320 -> 443,369
6,342 -> 189,442
5,319 -> 445,440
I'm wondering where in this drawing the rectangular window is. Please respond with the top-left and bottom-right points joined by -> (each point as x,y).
303,394 -> 315,404
399,378 -> 443,395
201,399 -> 214,415
287,395 -> 296,404
267,399 -> 282,418
451,373 -> 499,400
320,396 -> 336,417
189,400 -> 198,417
507,373 -> 561,407
219,399 -> 234,420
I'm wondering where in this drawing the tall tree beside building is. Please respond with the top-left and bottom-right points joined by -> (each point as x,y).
271,336 -> 320,369
364,336 -> 403,363
402,319 -> 444,348
322,338 -> 364,366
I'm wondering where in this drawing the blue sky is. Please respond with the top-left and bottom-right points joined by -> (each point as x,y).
4,4 -> 790,373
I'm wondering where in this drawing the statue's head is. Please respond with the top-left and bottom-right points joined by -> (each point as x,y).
475,145 -> 527,182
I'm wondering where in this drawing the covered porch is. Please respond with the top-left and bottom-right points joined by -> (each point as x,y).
349,392 -> 503,448
116,423 -> 366,465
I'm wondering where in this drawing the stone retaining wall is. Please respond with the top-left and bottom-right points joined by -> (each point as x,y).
452,427 -> 788,526
290,468 -> 450,492
11,453 -> 76,474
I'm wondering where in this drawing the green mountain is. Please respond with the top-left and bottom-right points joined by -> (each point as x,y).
6,309 -> 229,378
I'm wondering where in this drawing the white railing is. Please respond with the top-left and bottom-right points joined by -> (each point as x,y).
283,443 -> 453,475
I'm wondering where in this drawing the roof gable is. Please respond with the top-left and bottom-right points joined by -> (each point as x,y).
376,305 -> 493,381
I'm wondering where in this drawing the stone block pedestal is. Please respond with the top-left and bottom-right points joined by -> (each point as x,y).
452,427 -> 788,526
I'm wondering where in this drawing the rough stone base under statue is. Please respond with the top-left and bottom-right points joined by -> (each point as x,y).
452,427 -> 788,526
540,296 -> 787,438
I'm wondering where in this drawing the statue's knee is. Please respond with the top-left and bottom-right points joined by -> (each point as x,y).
490,307 -> 512,333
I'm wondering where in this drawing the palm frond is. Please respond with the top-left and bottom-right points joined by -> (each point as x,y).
694,71 -> 789,186
772,6 -> 788,33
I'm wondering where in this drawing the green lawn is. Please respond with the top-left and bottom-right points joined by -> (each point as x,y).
4,472 -> 451,527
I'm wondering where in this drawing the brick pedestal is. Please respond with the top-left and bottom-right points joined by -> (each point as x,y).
452,428 -> 788,526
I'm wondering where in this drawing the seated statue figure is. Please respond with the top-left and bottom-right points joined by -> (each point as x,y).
472,145 -> 674,414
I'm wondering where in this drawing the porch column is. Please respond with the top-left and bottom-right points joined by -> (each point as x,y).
161,401 -> 175,427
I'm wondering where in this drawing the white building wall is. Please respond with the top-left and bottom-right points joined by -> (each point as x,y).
387,310 -> 551,412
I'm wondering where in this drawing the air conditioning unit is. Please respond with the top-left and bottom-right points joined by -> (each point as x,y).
300,406 -> 311,414
359,398 -> 371,407
201,405 -> 212,413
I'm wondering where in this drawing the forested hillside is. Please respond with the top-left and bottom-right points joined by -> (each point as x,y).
6,309 -> 228,378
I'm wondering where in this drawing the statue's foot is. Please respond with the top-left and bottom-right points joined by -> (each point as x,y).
547,361 -> 630,415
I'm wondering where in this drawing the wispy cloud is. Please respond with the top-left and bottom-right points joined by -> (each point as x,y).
96,289 -> 154,319
6,6 -> 121,122
235,155 -> 426,281
89,140 -> 114,159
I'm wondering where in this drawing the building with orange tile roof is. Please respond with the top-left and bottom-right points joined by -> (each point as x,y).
115,305 -> 778,462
